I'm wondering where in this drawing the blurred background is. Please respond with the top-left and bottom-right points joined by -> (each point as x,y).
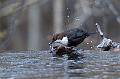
0,0 -> 120,51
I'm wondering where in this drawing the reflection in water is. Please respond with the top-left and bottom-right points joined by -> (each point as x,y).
0,50 -> 120,79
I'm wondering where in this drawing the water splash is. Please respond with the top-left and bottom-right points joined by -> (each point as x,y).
67,16 -> 70,18
90,41 -> 93,43
96,23 -> 103,36
90,46 -> 93,49
96,23 -> 120,51
87,42 -> 89,45
75,17 -> 80,21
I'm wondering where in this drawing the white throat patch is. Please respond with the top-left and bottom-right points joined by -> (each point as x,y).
54,36 -> 68,46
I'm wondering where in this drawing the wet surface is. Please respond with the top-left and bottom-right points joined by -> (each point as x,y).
0,50 -> 120,79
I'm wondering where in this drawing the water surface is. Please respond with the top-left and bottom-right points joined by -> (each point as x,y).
0,50 -> 120,79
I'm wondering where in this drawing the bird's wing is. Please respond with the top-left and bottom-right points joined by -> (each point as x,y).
64,28 -> 88,46
65,28 -> 87,40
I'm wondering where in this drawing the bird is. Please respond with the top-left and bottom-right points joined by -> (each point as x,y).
49,28 -> 90,47
49,28 -> 95,56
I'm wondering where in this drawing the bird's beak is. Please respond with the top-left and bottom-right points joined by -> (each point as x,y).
49,42 -> 54,53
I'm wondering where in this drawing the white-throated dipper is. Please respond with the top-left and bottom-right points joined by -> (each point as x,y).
49,28 -> 90,47
49,28 -> 95,56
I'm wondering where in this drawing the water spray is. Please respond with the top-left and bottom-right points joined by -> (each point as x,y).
96,23 -> 120,51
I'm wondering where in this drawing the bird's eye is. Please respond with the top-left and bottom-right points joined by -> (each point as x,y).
53,46 -> 58,49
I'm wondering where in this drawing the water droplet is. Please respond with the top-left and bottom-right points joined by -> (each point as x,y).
90,41 -> 93,43
96,23 -> 98,26
76,19 -> 80,21
75,17 -> 80,21
67,8 -> 69,10
91,47 -> 93,49
67,16 -> 70,18
87,43 -> 89,45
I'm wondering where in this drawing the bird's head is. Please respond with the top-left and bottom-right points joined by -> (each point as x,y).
48,33 -> 64,45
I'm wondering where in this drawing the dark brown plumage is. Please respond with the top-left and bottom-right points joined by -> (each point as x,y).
49,28 -> 95,56
50,28 -> 89,47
